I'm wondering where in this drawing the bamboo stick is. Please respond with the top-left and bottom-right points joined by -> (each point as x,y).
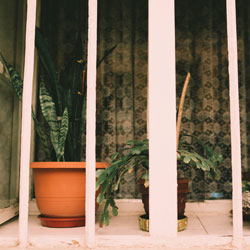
176,72 -> 191,150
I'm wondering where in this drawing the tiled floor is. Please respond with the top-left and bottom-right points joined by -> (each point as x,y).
1,199 -> 250,249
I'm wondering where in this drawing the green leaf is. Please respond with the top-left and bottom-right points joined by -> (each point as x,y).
97,193 -> 104,204
106,162 -> 120,174
112,206 -> 118,216
183,156 -> 191,164
111,152 -> 119,161
99,180 -> 109,194
212,167 -> 221,180
104,210 -> 110,226
141,171 -> 149,181
104,199 -> 110,210
196,162 -> 202,169
32,110 -> 53,160
113,183 -> 119,191
109,198 -> 116,207
58,108 -> 69,161
200,159 -> 210,171
80,92 -> 87,135
131,147 -> 142,155
96,171 -> 107,185
96,182 -> 100,191
96,169 -> 105,178
100,213 -> 105,227
35,27 -> 63,115
0,53 -> 23,100
190,156 -> 199,163
39,80 -> 60,160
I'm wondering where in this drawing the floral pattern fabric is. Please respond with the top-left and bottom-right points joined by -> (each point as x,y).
39,0 -> 250,200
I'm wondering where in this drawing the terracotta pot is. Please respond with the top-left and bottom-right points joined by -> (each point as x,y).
139,178 -> 189,219
30,162 -> 108,219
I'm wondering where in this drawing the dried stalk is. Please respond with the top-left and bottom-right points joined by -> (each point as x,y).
176,72 -> 191,150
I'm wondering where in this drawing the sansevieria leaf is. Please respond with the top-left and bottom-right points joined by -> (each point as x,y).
39,79 -> 60,160
58,108 -> 69,161
32,110 -> 53,160
0,53 -> 23,100
80,92 -> 87,136
35,28 -> 63,115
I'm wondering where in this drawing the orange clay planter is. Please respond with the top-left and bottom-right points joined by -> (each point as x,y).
30,162 -> 108,227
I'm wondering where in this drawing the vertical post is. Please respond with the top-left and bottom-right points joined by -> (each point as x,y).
148,0 -> 177,237
18,0 -> 37,248
226,0 -> 243,248
85,0 -> 98,248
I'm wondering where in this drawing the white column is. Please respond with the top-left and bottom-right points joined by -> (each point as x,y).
85,0 -> 98,248
226,0 -> 243,248
148,0 -> 177,237
18,0 -> 37,248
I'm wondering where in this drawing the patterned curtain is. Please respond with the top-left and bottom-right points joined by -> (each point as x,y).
176,0 -> 250,200
175,0 -> 231,200
237,0 -> 250,180
39,0 -> 147,199
38,0 -> 250,200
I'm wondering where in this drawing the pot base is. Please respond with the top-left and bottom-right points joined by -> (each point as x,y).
38,215 -> 85,228
138,214 -> 188,232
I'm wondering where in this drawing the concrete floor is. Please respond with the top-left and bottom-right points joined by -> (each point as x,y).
0,199 -> 250,249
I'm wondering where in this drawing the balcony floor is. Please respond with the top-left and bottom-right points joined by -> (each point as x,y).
0,199 -> 250,249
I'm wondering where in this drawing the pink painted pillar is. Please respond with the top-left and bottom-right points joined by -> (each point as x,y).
18,0 -> 37,247
226,0 -> 243,248
148,0 -> 177,237
85,0 -> 98,248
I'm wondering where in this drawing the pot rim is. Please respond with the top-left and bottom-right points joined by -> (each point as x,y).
30,161 -> 109,169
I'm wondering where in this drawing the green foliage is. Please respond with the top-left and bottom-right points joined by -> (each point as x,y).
39,80 -> 65,161
2,27 -> 116,162
35,28 -> 63,115
31,110 -> 53,160
96,136 -> 223,226
242,180 -> 250,192
0,53 -> 23,100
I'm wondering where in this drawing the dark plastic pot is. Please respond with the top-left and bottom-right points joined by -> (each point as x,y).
139,178 -> 189,219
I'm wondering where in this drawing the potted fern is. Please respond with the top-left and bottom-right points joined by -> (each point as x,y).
96,73 -> 223,230
96,135 -> 222,229
1,28 -> 115,227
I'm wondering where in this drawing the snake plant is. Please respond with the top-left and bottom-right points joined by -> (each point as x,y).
1,27 -> 116,161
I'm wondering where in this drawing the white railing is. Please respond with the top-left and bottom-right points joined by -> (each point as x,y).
18,0 -> 37,248
85,0 -> 98,247
226,0 -> 243,248
17,0 -> 243,248
148,0 -> 177,238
